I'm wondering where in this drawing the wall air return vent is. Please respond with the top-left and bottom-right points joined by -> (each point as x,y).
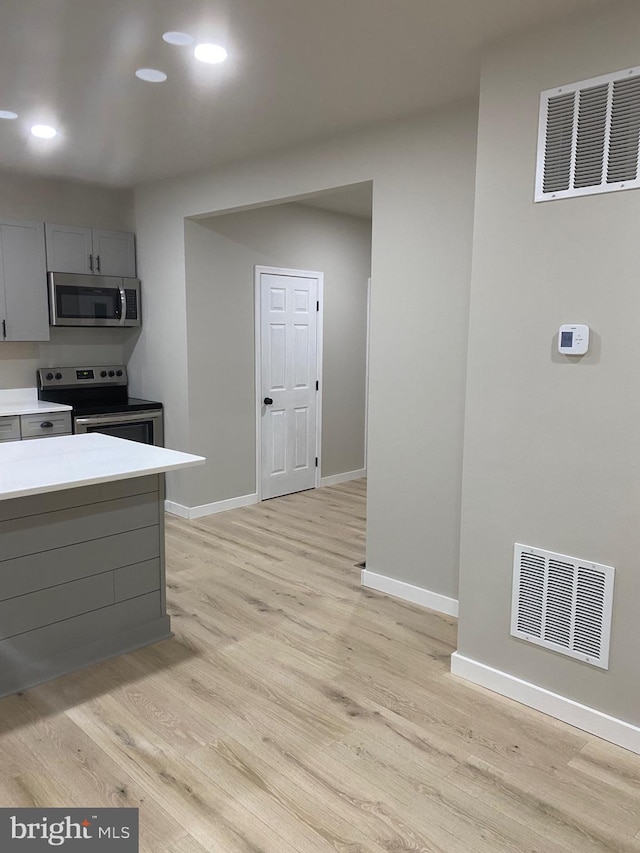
511,544 -> 614,669
535,67 -> 640,201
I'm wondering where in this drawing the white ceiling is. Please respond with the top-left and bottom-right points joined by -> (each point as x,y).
0,0 -> 606,188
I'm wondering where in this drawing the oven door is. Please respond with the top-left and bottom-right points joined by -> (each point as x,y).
74,410 -> 164,446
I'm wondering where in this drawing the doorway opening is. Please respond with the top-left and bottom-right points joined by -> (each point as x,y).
184,180 -> 372,510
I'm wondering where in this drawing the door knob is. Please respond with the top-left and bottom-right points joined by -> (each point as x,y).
263,397 -> 273,405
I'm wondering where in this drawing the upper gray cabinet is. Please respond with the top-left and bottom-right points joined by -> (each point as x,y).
45,224 -> 136,278
44,224 -> 92,275
92,229 -> 137,278
0,219 -> 49,342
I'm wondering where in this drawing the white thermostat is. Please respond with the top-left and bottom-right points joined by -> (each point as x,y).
558,324 -> 589,355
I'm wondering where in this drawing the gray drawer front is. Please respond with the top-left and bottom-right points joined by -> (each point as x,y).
0,527 -> 160,601
0,493 -> 159,561
0,474 -> 159,522
114,558 -> 161,602
0,415 -> 20,442
0,613 -> 170,698
20,411 -> 71,438
0,572 -> 114,641
0,493 -> 159,565
0,592 -> 162,664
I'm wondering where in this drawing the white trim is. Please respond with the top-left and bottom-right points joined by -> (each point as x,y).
361,570 -> 459,617
315,275 -> 324,485
165,493 -> 258,520
254,265 -> 324,500
254,267 -> 262,499
164,500 -> 190,519
320,467 -> 367,487
451,652 -> 640,755
364,276 -> 371,469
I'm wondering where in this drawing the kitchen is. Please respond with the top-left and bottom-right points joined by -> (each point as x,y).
0,212 -> 206,697
2,0 -> 640,851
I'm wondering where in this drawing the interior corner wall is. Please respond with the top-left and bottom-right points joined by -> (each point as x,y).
0,169 -> 135,388
458,0 -> 640,725
183,203 -> 371,507
132,100 -> 477,597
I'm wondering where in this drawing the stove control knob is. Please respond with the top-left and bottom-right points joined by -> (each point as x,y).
55,372 -> 62,380
100,370 -> 107,378
45,372 -> 54,381
108,370 -> 115,377
116,369 -> 123,377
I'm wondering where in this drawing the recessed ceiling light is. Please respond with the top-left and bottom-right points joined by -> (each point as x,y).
194,43 -> 227,65
0,110 -> 18,120
31,124 -> 57,139
135,68 -> 167,83
163,31 -> 193,46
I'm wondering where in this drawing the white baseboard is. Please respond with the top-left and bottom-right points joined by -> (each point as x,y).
166,472 -> 365,518
361,569 -> 459,617
451,652 -> 640,755
165,493 -> 258,520
164,500 -> 190,519
320,468 -> 367,487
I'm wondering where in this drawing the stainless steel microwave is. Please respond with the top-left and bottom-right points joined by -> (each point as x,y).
48,272 -> 141,327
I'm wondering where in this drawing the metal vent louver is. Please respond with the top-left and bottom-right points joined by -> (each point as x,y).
511,544 -> 614,669
536,67 -> 640,201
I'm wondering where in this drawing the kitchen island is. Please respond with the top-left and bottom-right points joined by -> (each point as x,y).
0,433 -> 204,697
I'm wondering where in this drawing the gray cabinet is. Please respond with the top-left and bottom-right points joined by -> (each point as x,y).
0,416 -> 21,442
20,411 -> 72,439
92,228 -> 136,277
0,474 -> 168,697
45,223 -> 136,278
0,219 -> 49,342
43,223 -> 92,275
0,412 -> 71,442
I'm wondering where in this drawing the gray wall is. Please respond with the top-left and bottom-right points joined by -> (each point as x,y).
183,202 -> 371,507
458,1 -> 640,724
132,101 -> 477,598
0,170 -> 135,388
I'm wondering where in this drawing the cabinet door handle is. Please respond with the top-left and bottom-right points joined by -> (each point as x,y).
40,421 -> 53,429
89,253 -> 94,272
96,254 -> 101,272
2,319 -> 5,339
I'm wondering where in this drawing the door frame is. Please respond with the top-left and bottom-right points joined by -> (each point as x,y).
364,276 -> 371,469
254,265 -> 324,501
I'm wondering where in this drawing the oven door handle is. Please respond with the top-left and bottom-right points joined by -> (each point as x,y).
74,409 -> 164,447
74,411 -> 162,427
119,282 -> 127,326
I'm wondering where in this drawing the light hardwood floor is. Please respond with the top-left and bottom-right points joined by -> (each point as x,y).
1,478 -> 639,852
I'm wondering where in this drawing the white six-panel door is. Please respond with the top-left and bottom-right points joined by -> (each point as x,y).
259,268 -> 321,499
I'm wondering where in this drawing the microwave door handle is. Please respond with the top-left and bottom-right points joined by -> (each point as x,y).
47,273 -> 57,325
119,282 -> 127,326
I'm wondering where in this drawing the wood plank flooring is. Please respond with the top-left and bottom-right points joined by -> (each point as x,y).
1,478 -> 639,852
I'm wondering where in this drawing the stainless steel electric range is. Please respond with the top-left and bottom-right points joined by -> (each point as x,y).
38,365 -> 164,446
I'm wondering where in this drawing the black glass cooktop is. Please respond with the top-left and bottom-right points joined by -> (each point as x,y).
72,397 -> 163,416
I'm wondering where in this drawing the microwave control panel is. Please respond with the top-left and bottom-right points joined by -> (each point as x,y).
125,289 -> 138,320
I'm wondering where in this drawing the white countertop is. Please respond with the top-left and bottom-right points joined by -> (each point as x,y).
0,433 -> 205,501
0,400 -> 72,417
0,388 -> 71,417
